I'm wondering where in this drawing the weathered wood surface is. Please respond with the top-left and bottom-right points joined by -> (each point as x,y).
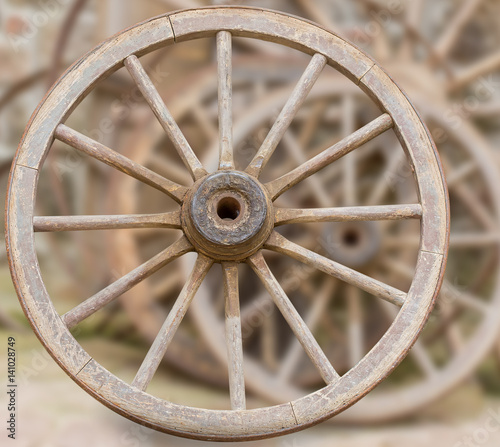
33,211 -> 182,232
132,255 -> 213,391
222,262 -> 246,410
265,232 -> 407,307
274,204 -> 422,226
217,31 -> 234,171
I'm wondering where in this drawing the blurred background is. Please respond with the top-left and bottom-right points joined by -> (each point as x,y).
1,0 -> 500,446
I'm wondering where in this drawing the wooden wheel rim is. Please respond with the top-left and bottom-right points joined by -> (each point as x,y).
6,7 -> 449,441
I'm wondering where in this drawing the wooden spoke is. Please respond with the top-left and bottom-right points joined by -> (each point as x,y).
365,147 -> 406,206
33,211 -> 181,232
449,232 -> 500,248
435,0 -> 483,59
384,257 -> 489,315
265,232 -> 406,307
62,236 -> 194,329
384,233 -> 500,251
265,114 -> 394,200
316,135 -> 386,189
245,53 -> 327,177
55,125 -> 187,203
450,181 -> 497,231
222,262 -> 246,410
450,50 -> 500,91
441,281 -> 490,315
132,255 -> 213,391
278,279 -> 337,382
445,160 -> 477,188
410,339 -> 438,376
274,204 -> 422,226
248,252 -> 339,385
342,94 -> 357,206
124,55 -> 207,181
347,286 -> 364,368
282,133 -> 332,207
217,31 -> 234,170
240,254 -> 320,330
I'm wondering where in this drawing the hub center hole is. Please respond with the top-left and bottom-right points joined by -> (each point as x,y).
343,229 -> 361,247
217,197 -> 241,221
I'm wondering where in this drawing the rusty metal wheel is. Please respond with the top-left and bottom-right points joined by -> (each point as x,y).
6,7 -> 448,440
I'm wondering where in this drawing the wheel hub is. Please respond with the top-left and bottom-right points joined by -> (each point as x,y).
182,170 -> 273,261
323,221 -> 381,268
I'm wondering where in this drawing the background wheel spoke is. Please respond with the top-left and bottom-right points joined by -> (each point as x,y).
450,50 -> 500,91
435,0 -> 483,59
383,256 -> 489,314
278,279 -> 337,382
347,286 -> 364,369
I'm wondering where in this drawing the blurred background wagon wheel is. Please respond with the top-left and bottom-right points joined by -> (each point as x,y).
304,0 -> 500,414
180,69 -> 500,422
334,0 -> 500,394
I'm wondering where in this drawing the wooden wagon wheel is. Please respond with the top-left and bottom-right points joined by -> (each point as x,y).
6,7 -> 448,440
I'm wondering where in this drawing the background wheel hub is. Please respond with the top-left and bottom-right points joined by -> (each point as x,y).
322,221 -> 382,268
